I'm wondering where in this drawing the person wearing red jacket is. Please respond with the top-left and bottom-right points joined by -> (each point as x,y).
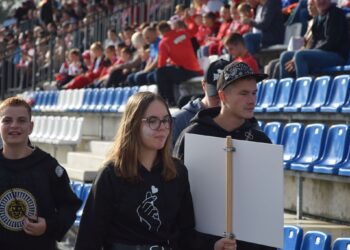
156,21 -> 203,106
63,42 -> 106,89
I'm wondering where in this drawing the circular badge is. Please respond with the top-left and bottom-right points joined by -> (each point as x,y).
0,188 -> 37,231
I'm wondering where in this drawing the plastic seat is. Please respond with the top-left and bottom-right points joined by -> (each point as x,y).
301,231 -> 331,250
94,88 -> 108,112
62,89 -> 75,112
32,91 -> 44,112
313,124 -> 350,175
284,77 -> 313,112
266,78 -> 294,112
79,89 -> 93,112
138,85 -> 148,92
147,84 -> 158,93
332,237 -> 350,250
281,123 -> 304,169
257,120 -> 265,130
301,76 -> 332,113
29,116 -> 41,141
67,89 -> 81,111
320,75 -> 350,113
263,122 -> 284,144
75,183 -> 92,226
109,87 -> 123,113
283,225 -> 303,250
131,85 -> 140,95
51,116 -> 70,144
86,89 -> 101,112
59,117 -> 84,145
44,116 -> 64,143
254,79 -> 278,112
70,89 -> 86,112
101,88 -> 117,112
46,90 -> 59,112
41,90 -> 56,112
30,116 -> 47,142
37,116 -> 55,143
118,87 -> 132,112
290,123 -> 327,172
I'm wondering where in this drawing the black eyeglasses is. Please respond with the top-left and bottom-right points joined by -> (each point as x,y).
142,116 -> 172,130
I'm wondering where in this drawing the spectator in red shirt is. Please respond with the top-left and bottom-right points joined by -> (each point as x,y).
200,4 -> 233,56
63,42 -> 106,89
195,12 -> 220,46
156,21 -> 203,106
224,33 -> 259,73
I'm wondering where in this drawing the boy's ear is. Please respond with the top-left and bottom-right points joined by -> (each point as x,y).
218,89 -> 225,103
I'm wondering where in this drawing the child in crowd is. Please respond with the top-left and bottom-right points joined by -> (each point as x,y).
195,12 -> 219,46
63,42 -> 106,89
0,97 -> 81,250
56,49 -> 83,88
224,32 -> 259,73
236,3 -> 253,35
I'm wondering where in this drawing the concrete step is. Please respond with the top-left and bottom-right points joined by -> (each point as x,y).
65,167 -> 98,182
284,213 -> 350,239
67,152 -> 105,170
89,140 -> 113,156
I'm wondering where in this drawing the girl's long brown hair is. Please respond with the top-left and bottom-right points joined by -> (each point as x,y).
104,91 -> 177,182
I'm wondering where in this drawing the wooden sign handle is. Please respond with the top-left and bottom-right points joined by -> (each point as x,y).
225,136 -> 235,239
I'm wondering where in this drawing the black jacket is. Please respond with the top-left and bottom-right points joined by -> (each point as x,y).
0,147 -> 81,250
75,159 -> 196,250
173,107 -> 271,160
311,4 -> 349,60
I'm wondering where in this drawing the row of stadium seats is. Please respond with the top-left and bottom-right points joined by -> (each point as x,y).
28,84 -> 157,113
70,181 -> 92,226
255,75 -> 350,113
283,225 -> 350,250
30,116 -> 84,146
261,121 -> 350,176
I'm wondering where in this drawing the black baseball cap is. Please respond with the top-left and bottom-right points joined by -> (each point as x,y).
204,59 -> 231,96
217,62 -> 268,91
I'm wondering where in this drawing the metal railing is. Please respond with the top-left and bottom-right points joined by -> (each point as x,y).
0,0 -> 186,99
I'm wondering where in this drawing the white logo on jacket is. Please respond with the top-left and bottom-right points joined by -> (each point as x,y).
136,185 -> 162,231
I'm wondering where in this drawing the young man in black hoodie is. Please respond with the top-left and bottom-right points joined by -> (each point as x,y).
173,62 -> 275,250
0,97 -> 82,250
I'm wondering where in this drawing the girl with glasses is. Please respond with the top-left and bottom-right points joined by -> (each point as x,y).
75,92 -> 235,250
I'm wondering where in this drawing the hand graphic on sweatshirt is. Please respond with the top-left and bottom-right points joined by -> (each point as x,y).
136,189 -> 162,231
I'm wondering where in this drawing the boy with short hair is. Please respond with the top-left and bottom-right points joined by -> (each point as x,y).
224,33 -> 259,73
0,97 -> 81,250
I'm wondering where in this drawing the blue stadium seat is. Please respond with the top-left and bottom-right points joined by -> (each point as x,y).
118,87 -> 132,112
281,123 -> 304,169
109,87 -> 124,113
263,122 -> 284,144
79,88 -> 93,112
313,124 -> 350,175
254,79 -> 278,112
301,231 -> 331,250
75,183 -> 92,226
258,120 -> 265,130
256,81 -> 263,105
266,78 -> 294,112
338,158 -> 350,176
301,76 -> 332,113
290,123 -> 327,172
332,237 -> 350,250
94,88 -> 108,112
320,75 -> 350,113
131,85 -> 140,95
101,88 -> 117,112
284,77 -> 313,112
71,181 -> 83,199
86,89 -> 102,112
32,91 -> 45,112
283,225 -> 303,250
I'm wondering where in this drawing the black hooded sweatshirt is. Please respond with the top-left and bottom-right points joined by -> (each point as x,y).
75,159 -> 197,250
173,107 -> 271,160
0,147 -> 82,250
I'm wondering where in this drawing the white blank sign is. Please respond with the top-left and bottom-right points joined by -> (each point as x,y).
185,133 -> 283,248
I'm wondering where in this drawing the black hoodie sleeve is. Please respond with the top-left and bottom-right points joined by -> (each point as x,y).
46,161 -> 82,241
75,166 -> 116,250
